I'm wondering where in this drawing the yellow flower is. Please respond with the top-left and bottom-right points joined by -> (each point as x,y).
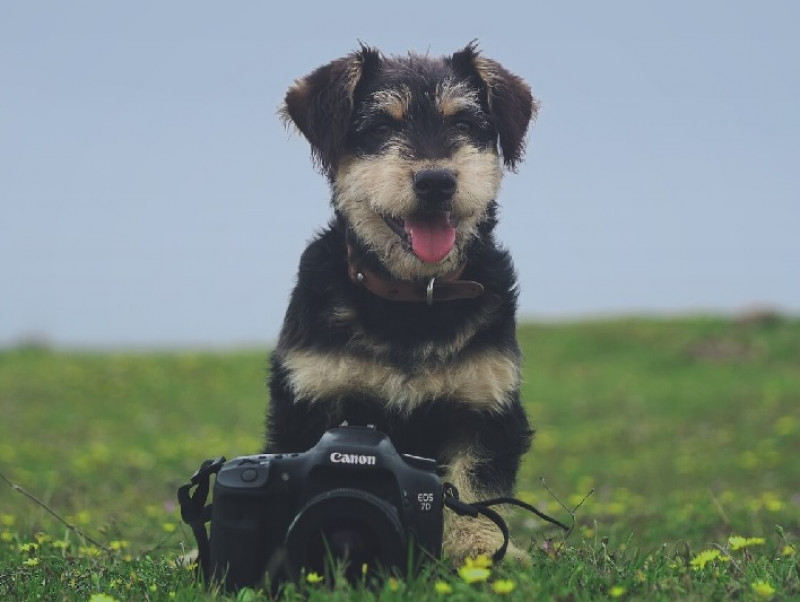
609,585 -> 626,598
690,549 -> 728,570
70,510 -> 91,526
729,535 -> 766,550
306,572 -> 324,584
23,557 -> 39,567
492,579 -> 516,594
161,522 -> 177,533
34,533 -> 51,545
781,545 -> 796,557
18,542 -> 38,553
1,532 -> 14,543
463,554 -> 493,569
751,581 -> 776,599
79,545 -> 102,558
388,577 -> 400,592
434,580 -> 453,594
458,566 -> 491,584
109,540 -> 129,551
89,595 -> 120,602
1,514 -> 16,527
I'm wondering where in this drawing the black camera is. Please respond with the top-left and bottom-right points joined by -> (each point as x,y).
208,425 -> 444,590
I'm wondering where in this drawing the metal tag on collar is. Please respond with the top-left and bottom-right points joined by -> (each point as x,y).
426,277 -> 436,305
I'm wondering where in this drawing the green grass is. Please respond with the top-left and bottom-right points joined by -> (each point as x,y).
1,316 -> 799,600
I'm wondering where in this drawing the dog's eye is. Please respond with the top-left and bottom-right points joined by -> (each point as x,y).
371,123 -> 393,139
454,120 -> 471,134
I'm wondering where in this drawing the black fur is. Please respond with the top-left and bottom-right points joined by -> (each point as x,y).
267,43 -> 536,559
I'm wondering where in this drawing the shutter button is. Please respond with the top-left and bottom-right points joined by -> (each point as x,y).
241,468 -> 258,482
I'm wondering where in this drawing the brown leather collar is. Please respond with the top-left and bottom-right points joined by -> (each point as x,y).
346,245 -> 484,304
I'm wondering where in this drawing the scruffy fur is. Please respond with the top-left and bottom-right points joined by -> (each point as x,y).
266,42 -> 537,562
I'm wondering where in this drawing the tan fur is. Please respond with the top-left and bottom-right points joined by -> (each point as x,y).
370,86 -> 412,121
441,449 -> 530,564
334,145 -> 503,280
436,80 -> 481,117
281,346 -> 519,413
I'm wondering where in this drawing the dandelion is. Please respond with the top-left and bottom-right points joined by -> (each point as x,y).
492,579 -> 516,594
463,554 -> 492,569
458,566 -> 491,584
729,535 -> 766,551
751,581 -> 776,599
34,532 -> 51,545
79,545 -> 102,558
70,510 -> 91,526
609,585 -> 626,598
781,545 -> 796,557
306,572 -> 324,584
22,557 -> 39,567
18,542 -> 38,553
690,549 -> 727,570
434,580 -> 453,595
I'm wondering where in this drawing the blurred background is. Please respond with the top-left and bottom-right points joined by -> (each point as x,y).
2,1 -> 798,349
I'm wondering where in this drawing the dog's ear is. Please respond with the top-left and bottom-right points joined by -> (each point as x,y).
282,44 -> 382,175
450,42 -> 537,170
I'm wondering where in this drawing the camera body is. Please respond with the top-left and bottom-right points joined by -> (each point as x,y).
209,425 -> 444,590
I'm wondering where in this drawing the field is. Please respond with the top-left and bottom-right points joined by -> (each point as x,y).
1,316 -> 798,600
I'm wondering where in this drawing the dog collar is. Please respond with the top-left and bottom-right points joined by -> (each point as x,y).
346,245 -> 485,305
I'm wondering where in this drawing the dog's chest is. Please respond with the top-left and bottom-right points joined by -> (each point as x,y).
281,344 -> 519,411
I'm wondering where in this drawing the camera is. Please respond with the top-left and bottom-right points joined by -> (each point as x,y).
208,425 -> 444,590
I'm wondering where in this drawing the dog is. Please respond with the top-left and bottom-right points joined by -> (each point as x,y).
265,42 -> 537,563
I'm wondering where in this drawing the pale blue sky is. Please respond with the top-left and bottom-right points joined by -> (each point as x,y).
1,1 -> 798,347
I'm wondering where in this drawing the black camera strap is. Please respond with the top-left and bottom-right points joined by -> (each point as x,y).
442,483 -> 570,563
177,456 -> 226,581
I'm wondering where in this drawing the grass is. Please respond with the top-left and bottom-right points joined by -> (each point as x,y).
1,316 -> 799,600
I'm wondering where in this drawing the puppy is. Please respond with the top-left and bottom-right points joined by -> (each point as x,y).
265,42 -> 536,562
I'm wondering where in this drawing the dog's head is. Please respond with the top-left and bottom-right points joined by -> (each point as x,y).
282,42 -> 536,280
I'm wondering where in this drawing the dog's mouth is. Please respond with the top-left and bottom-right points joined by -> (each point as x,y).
382,212 -> 459,264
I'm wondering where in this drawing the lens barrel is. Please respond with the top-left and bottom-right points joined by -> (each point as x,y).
285,488 -> 407,582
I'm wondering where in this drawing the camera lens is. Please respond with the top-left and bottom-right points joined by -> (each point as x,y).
285,488 -> 406,583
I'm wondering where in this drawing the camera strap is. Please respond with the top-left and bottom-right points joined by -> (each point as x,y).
442,483 -> 570,563
177,456 -> 226,581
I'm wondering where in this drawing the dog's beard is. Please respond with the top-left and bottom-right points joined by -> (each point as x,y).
334,145 -> 503,280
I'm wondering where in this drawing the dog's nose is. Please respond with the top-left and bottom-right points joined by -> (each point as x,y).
413,169 -> 457,210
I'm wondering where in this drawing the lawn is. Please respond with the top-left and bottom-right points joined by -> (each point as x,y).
1,316 -> 798,600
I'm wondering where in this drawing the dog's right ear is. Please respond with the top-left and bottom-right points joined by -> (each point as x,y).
282,45 -> 382,175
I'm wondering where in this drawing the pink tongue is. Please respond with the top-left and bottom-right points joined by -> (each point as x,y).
403,213 -> 456,263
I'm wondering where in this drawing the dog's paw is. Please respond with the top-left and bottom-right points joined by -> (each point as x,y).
443,514 -> 531,566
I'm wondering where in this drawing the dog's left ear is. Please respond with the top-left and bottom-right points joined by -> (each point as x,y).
282,44 -> 382,175
450,43 -> 537,170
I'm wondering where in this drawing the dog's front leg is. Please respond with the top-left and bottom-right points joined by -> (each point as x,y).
441,447 -> 531,565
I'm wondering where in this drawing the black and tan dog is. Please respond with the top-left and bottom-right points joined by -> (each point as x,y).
265,42 -> 537,562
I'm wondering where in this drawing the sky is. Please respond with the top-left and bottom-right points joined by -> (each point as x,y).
1,1 -> 798,348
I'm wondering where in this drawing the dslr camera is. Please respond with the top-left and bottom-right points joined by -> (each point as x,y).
208,425 -> 444,590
